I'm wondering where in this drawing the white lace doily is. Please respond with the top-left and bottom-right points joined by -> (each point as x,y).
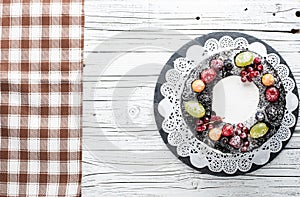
157,35 -> 298,174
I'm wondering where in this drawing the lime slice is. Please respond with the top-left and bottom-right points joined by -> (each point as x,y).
235,51 -> 254,67
250,122 -> 269,138
184,100 -> 206,118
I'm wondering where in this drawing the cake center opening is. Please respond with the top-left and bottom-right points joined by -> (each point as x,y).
212,76 -> 259,124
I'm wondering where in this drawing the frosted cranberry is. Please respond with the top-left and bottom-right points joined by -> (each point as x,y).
253,57 -> 261,65
201,68 -> 217,84
229,136 -> 241,149
266,87 -> 279,102
254,71 -> 259,77
210,59 -> 224,71
222,124 -> 234,137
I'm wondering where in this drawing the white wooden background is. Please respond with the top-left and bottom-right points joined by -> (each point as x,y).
82,0 -> 300,196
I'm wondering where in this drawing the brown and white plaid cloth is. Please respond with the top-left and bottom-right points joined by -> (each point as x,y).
0,1 -> 83,196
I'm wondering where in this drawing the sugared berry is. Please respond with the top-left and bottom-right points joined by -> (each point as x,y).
262,74 -> 275,87
265,86 -> 279,102
241,146 -> 248,152
210,59 -> 224,71
240,70 -> 247,77
240,132 -> 247,139
254,71 -> 259,77
257,64 -> 263,71
246,76 -> 253,82
196,119 -> 204,126
265,104 -> 279,122
208,124 -> 214,130
235,129 -> 242,136
242,127 -> 249,133
192,80 -> 206,93
221,137 -> 229,145
196,124 -> 207,132
222,124 -> 234,137
255,111 -> 265,121
184,101 -> 206,118
250,122 -> 269,138
249,71 -> 255,78
246,67 -> 253,73
203,117 -> 210,123
205,109 -> 212,118
201,68 -> 217,84
208,128 -> 222,141
253,57 -> 261,65
243,141 -> 250,147
241,77 -> 247,83
237,123 -> 244,129
235,51 -> 254,67
211,115 -> 222,122
229,136 -> 242,149
224,59 -> 234,70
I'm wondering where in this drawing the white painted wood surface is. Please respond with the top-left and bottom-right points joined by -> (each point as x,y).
82,0 -> 300,196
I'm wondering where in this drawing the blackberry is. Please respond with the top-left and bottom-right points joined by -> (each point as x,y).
265,104 -> 284,126
197,93 -> 212,109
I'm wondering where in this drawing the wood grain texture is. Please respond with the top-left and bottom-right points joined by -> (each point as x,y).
83,0 -> 300,196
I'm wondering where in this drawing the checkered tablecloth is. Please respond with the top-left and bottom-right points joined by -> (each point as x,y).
0,1 -> 83,196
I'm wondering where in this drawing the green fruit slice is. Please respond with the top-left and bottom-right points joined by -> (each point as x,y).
184,100 -> 205,118
250,122 -> 269,138
235,51 -> 254,67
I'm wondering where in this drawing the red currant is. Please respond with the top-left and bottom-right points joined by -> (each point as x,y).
237,123 -> 244,129
211,115 -> 222,122
247,76 -> 253,82
249,71 -> 255,78
240,132 -> 247,139
241,77 -> 247,83
196,125 -> 207,132
203,117 -> 210,123
240,70 -> 247,77
243,141 -> 250,147
257,64 -> 263,71
197,119 -> 204,126
208,124 -> 214,130
241,146 -> 248,152
235,129 -> 242,136
242,127 -> 249,133
246,67 -> 253,73
253,57 -> 261,65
